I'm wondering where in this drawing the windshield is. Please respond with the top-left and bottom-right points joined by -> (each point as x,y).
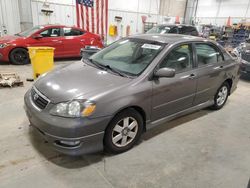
17,26 -> 44,37
147,26 -> 171,34
89,39 -> 164,76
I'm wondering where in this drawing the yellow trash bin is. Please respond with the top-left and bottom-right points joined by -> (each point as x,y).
28,47 -> 55,79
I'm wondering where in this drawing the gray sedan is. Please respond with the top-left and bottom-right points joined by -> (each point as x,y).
24,34 -> 240,155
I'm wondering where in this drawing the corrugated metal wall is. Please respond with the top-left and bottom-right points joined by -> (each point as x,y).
31,0 -> 76,26
0,0 -> 21,36
18,0 -> 33,31
0,0 -> 186,39
196,0 -> 250,25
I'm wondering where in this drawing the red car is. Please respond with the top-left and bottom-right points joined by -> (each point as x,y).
0,25 -> 104,65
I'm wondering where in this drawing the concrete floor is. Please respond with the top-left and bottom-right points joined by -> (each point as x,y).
0,60 -> 250,188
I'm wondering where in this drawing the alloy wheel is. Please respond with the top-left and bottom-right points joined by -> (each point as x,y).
216,86 -> 228,106
112,117 -> 138,147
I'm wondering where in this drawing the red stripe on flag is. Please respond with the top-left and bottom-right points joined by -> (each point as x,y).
76,1 -> 80,27
96,0 -> 99,34
80,5 -> 84,29
101,0 -> 104,36
85,6 -> 89,31
105,0 -> 108,36
91,5 -> 94,33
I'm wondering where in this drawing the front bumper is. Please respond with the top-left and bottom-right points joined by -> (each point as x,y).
24,89 -> 112,155
0,47 -> 10,62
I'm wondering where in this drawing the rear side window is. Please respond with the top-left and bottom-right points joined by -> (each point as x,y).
179,26 -> 198,36
160,44 -> 193,73
63,28 -> 84,36
195,43 -> 223,66
169,27 -> 178,33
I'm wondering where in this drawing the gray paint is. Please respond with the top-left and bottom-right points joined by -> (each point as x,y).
24,34 -> 240,155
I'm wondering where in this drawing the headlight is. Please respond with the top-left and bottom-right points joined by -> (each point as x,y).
0,43 -> 9,48
50,100 -> 96,118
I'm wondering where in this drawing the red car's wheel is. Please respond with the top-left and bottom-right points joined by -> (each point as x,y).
9,48 -> 30,65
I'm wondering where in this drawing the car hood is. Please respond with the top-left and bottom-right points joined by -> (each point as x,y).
0,35 -> 25,43
34,61 -> 132,103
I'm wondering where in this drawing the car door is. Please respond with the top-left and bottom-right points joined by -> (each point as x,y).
192,42 -> 227,105
151,43 -> 197,121
61,27 -> 86,57
30,27 -> 63,57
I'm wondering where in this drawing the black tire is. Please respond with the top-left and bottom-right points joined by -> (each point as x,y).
211,82 -> 230,110
104,108 -> 143,154
9,48 -> 30,65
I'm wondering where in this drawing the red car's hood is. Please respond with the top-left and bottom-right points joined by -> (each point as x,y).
0,35 -> 26,43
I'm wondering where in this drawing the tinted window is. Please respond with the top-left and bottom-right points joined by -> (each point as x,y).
40,28 -> 60,37
160,44 -> 193,72
195,43 -> 223,66
178,26 -> 188,34
178,26 -> 198,36
169,27 -> 178,33
63,28 -> 84,36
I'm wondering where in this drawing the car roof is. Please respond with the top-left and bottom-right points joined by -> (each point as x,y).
129,34 -> 206,44
38,24 -> 83,30
155,24 -> 196,28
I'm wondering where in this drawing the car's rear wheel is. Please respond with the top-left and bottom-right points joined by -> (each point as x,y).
9,48 -> 30,65
211,82 -> 230,110
104,109 -> 143,154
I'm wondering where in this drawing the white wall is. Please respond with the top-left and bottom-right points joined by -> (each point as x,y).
196,0 -> 250,26
1,0 -> 184,42
29,0 -> 166,43
31,0 -> 76,26
0,0 -> 21,36
18,0 -> 33,31
107,0 -> 162,43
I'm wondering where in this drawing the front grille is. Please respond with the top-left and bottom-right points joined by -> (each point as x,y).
31,88 -> 49,110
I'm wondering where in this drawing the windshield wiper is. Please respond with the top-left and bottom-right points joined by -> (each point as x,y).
83,58 -> 106,70
84,58 -> 131,78
102,65 -> 131,78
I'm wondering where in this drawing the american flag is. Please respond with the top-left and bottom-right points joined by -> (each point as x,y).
76,0 -> 108,37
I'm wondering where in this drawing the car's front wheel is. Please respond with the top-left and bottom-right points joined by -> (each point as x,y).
9,48 -> 30,65
211,82 -> 230,110
104,109 -> 143,154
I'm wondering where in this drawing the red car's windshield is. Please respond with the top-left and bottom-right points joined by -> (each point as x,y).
17,26 -> 44,37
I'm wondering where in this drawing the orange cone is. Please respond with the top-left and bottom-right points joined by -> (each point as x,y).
175,16 -> 180,24
226,16 -> 231,26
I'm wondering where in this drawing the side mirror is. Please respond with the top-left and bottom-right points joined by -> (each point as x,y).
154,68 -> 175,78
81,46 -> 101,58
32,34 -> 43,39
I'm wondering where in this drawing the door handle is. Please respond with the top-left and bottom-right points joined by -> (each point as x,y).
188,73 -> 196,80
52,40 -> 62,43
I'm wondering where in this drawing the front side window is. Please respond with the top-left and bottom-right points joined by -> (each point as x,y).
90,39 -> 164,76
40,28 -> 61,37
159,44 -> 193,73
195,43 -> 223,66
63,28 -> 84,36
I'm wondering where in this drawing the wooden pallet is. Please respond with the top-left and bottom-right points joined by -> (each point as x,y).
0,73 -> 24,88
